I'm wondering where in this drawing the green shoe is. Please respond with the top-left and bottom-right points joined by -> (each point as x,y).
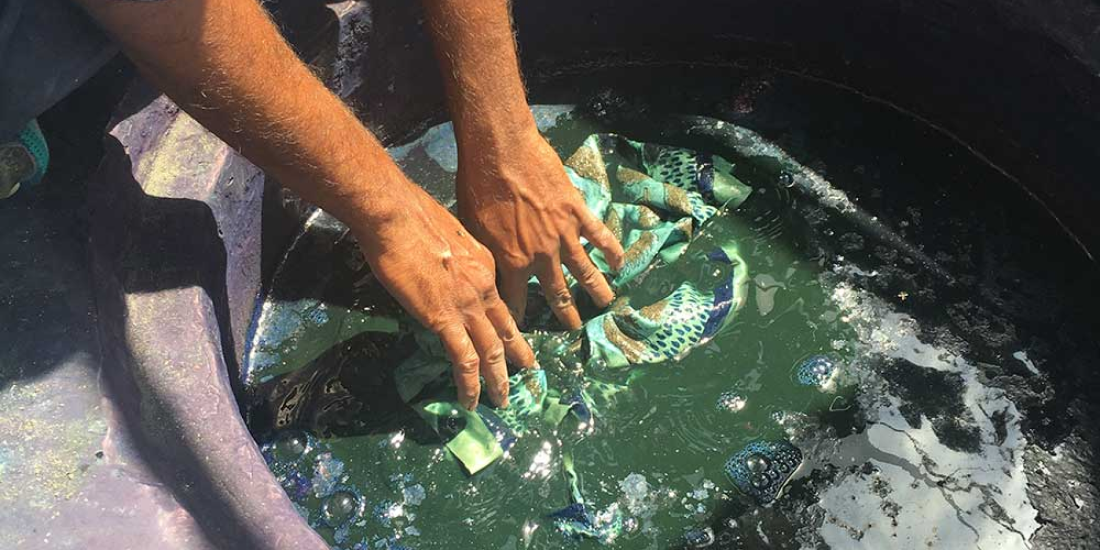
0,120 -> 49,199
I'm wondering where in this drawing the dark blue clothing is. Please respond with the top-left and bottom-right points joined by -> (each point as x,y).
0,0 -> 120,140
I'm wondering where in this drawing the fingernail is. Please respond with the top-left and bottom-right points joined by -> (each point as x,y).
464,398 -> 478,411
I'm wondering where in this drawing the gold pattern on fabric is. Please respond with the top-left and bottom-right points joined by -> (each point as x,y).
524,372 -> 544,400
609,296 -> 630,313
624,231 -> 658,265
601,316 -> 645,363
675,218 -> 693,238
605,207 -> 623,240
637,206 -> 661,228
565,144 -> 609,189
616,166 -> 648,184
665,185 -> 693,216
639,298 -> 671,321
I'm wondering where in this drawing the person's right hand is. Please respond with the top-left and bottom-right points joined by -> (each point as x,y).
353,179 -> 535,410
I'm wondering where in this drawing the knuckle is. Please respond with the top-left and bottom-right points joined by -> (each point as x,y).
456,291 -> 482,311
498,322 -> 519,343
579,266 -> 603,286
532,249 -> 559,265
482,290 -> 501,306
426,313 -> 459,334
570,253 -> 596,274
500,251 -> 529,271
483,345 -> 506,365
457,350 -> 480,372
477,277 -> 499,297
551,286 -> 575,308
582,209 -> 604,229
457,384 -> 479,402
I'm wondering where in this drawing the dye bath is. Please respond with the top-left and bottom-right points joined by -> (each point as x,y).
243,68 -> 1097,549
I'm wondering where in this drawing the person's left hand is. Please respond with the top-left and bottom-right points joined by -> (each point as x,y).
455,128 -> 625,330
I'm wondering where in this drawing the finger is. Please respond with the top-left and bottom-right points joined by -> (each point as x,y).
437,322 -> 481,410
579,208 -> 625,272
484,294 -> 536,369
536,259 -> 582,330
562,242 -> 615,309
465,313 -> 510,408
498,268 -> 530,327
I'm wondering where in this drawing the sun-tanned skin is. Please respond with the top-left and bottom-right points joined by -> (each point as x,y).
423,0 -> 625,328
73,0 -> 624,410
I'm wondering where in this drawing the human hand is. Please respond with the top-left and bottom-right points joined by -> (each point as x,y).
354,180 -> 535,410
456,129 -> 626,329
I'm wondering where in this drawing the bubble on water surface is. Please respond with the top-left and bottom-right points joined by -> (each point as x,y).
745,454 -> 771,473
321,490 -> 360,527
796,355 -> 838,388
778,171 -> 795,187
273,431 -> 311,460
716,391 -> 747,412
684,526 -> 716,548
725,440 -> 803,504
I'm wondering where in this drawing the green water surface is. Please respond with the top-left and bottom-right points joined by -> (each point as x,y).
244,106 -> 866,550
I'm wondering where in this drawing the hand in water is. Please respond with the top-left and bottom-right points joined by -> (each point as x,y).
456,130 -> 626,329
355,181 -> 535,410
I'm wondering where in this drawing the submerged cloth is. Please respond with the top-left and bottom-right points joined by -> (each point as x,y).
255,134 -> 781,545
388,134 -> 753,540
397,134 -> 751,470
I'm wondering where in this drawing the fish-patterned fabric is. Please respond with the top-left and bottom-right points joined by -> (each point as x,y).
254,134 -> 763,545
394,134 -> 751,472
383,135 -> 753,540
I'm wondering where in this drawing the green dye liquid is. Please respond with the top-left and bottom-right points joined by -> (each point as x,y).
245,106 -> 860,549
244,67 -> 1071,548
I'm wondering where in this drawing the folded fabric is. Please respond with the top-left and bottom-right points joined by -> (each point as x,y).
379,135 -> 754,543
256,134 -> 755,545
393,134 -> 751,472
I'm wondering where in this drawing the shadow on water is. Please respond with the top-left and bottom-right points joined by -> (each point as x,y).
247,330 -> 441,446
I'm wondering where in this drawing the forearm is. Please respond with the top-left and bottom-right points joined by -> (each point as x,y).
422,0 -> 538,156
75,0 -> 410,226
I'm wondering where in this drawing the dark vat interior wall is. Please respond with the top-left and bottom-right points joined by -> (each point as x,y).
510,0 -> 1100,259
327,0 -> 1100,261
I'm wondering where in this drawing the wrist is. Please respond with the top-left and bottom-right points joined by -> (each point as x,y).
324,158 -> 420,233
453,105 -> 539,160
